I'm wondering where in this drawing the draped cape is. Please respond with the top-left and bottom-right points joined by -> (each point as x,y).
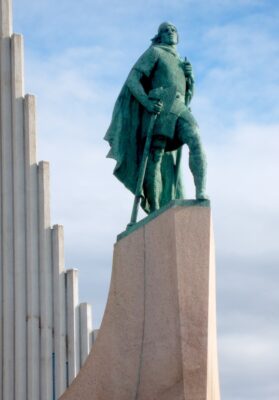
104,46 -> 185,214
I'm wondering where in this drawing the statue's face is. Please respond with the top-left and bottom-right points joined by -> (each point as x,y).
159,24 -> 178,45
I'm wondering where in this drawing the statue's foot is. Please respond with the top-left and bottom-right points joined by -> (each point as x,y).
149,204 -> 160,213
149,199 -> 160,213
196,190 -> 209,200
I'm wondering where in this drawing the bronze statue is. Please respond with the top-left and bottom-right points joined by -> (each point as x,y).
105,22 -> 208,223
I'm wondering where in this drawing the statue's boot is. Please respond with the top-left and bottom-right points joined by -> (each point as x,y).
144,148 -> 164,212
189,151 -> 209,200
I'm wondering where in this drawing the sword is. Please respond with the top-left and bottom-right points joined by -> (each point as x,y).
128,112 -> 158,227
128,86 -> 177,227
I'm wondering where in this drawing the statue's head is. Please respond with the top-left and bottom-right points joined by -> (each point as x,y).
151,22 -> 179,45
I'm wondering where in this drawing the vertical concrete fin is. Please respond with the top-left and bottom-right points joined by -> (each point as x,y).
0,44 -> 2,400
79,303 -> 93,367
11,34 -> 24,96
11,33 -> 27,400
24,94 -> 40,400
38,161 -> 51,227
24,94 -> 37,164
52,224 -> 67,397
0,33 -> 14,400
92,329 -> 99,344
206,219 -> 221,400
66,269 -> 80,383
0,66 -> 2,400
38,161 -> 53,400
0,0 -> 12,38
0,142 -> 2,400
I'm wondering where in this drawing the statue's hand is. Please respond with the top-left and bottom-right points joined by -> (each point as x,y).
144,98 -> 163,114
182,61 -> 193,77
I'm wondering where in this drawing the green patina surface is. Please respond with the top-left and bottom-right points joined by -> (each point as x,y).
105,22 -> 208,225
117,199 -> 210,241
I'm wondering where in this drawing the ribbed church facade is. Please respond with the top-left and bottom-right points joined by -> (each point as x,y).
0,0 -> 94,399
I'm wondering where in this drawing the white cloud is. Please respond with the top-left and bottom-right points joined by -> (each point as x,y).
208,123 -> 279,258
219,332 -> 279,399
192,20 -> 279,133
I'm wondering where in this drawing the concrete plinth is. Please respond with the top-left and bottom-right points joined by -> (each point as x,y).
60,201 -> 220,400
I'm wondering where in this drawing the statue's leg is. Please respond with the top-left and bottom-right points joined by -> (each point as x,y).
176,118 -> 208,200
144,137 -> 166,212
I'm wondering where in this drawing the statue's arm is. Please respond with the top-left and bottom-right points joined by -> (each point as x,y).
126,69 -> 162,114
126,69 -> 150,109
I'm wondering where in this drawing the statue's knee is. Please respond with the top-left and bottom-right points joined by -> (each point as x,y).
152,135 -> 166,149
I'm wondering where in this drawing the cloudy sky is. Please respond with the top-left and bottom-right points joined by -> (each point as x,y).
13,0 -> 279,398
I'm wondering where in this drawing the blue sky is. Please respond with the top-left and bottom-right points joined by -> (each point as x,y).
13,0 -> 279,399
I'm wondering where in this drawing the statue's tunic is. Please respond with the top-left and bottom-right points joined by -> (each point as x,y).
104,44 -> 197,213
133,45 -> 187,96
133,45 -> 198,147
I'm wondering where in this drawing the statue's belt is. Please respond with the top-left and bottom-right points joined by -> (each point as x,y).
148,87 -> 186,113
146,87 -> 188,139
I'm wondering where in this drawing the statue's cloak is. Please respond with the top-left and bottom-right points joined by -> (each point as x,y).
104,44 -> 187,213
104,82 -> 184,214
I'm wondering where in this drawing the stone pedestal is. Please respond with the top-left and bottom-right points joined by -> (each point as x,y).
60,201 -> 220,400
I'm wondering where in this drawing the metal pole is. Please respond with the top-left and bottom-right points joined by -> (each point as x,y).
128,113 -> 157,227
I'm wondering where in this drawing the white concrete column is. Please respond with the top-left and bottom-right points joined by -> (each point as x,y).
0,0 -> 12,37
66,269 -> 80,383
11,33 -> 27,400
92,329 -> 99,344
52,225 -> 67,397
24,94 -> 40,400
206,221 -> 220,399
0,107 -> 2,400
79,303 -> 92,366
38,161 -> 53,400
0,33 -> 14,400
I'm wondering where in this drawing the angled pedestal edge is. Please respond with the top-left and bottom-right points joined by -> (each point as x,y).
60,203 -> 220,400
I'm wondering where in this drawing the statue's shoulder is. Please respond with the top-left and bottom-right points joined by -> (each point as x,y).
143,45 -> 167,59
133,46 -> 160,76
136,45 -> 160,63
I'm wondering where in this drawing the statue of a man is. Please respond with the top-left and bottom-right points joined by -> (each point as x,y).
105,22 -> 207,214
